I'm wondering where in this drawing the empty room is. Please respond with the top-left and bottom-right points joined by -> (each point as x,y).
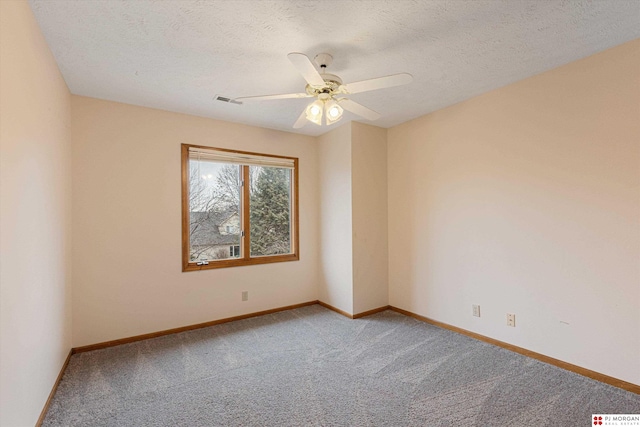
1,0 -> 639,426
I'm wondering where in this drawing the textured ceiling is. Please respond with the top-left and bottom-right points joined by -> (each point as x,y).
29,0 -> 640,136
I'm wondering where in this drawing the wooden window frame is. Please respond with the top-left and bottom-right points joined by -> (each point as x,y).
181,144 -> 299,272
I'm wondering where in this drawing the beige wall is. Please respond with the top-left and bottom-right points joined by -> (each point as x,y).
317,123 -> 354,313
317,122 -> 390,315
388,39 -> 640,384
0,1 -> 72,425
351,123 -> 389,314
71,96 -> 319,347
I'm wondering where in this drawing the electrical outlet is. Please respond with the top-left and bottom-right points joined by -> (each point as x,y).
472,305 -> 481,317
242,291 -> 248,301
507,313 -> 516,327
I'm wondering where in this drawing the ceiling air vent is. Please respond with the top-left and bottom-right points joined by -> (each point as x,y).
214,95 -> 242,105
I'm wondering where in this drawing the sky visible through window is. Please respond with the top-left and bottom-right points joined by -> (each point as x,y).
190,160 -> 229,212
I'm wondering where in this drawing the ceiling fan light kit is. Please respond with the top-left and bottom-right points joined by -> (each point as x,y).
325,99 -> 344,125
305,99 -> 324,125
235,52 -> 412,129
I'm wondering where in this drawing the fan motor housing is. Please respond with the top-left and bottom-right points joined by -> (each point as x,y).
306,73 -> 343,96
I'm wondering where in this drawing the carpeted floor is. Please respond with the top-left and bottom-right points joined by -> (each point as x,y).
43,305 -> 639,426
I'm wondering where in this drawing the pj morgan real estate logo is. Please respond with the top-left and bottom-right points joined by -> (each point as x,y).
593,414 -> 640,426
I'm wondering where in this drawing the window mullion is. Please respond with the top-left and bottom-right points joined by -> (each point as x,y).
242,165 -> 251,260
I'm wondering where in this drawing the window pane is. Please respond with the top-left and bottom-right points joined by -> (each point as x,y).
249,166 -> 292,257
189,159 -> 241,262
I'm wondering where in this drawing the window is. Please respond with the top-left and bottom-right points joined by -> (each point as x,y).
182,144 -> 299,271
229,245 -> 240,257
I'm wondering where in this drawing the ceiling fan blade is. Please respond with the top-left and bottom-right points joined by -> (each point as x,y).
235,92 -> 311,102
293,107 -> 308,129
287,52 -> 326,87
339,99 -> 381,121
342,73 -> 413,94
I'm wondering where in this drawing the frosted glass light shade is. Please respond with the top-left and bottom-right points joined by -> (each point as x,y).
305,100 -> 324,125
325,99 -> 343,125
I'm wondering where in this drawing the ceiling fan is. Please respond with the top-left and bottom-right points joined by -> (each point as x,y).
235,53 -> 413,129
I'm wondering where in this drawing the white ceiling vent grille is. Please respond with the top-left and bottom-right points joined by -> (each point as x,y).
214,95 -> 242,105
